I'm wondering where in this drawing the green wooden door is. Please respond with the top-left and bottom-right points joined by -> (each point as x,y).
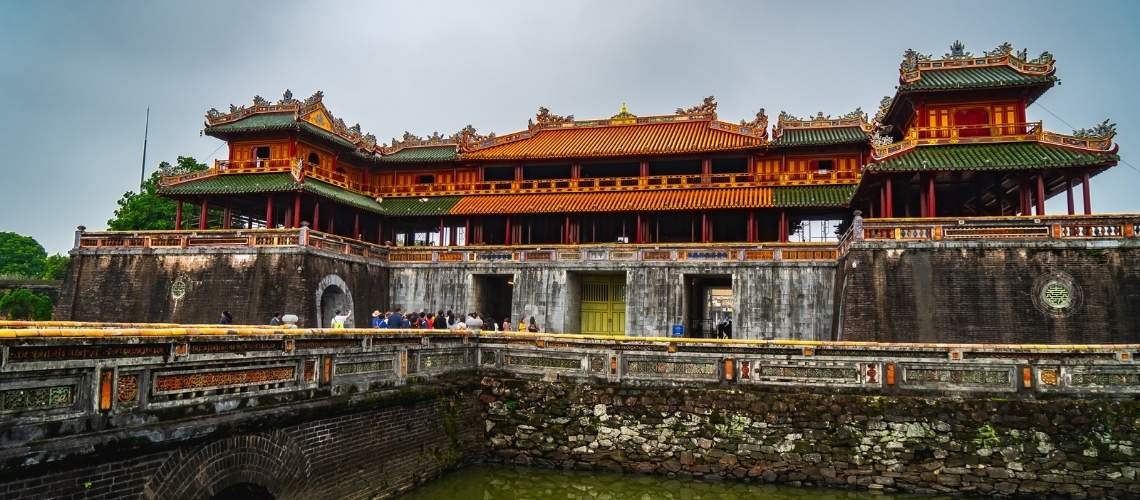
581,276 -> 626,335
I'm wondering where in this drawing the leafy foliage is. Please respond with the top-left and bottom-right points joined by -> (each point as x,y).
0,289 -> 53,320
42,254 -> 70,281
0,232 -> 47,278
107,156 -> 207,231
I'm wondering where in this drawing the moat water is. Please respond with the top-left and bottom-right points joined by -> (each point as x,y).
399,465 -> 925,499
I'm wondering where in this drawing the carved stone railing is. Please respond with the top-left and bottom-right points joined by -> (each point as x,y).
388,242 -> 839,264
871,121 -> 1116,161
0,329 -> 475,431
1,328 -> 1133,434
476,333 -> 1137,396
840,214 -> 1140,250
76,228 -> 390,261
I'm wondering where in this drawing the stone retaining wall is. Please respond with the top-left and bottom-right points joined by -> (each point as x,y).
479,375 -> 1140,497
0,383 -> 483,500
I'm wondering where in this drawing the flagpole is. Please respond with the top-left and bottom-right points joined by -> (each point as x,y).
139,106 -> 150,191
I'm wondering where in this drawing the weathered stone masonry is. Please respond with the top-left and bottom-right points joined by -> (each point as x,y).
57,246 -> 388,328
3,331 -> 1136,498
480,379 -> 1139,497
833,240 -> 1140,344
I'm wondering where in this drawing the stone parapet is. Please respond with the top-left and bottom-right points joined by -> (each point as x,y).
0,327 -> 1137,497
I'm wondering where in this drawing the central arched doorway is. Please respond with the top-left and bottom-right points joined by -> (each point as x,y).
210,483 -> 274,500
315,274 -> 354,328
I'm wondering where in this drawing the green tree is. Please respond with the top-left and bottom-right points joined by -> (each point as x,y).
42,254 -> 70,280
0,232 -> 47,278
0,289 -> 53,320
107,156 -> 208,230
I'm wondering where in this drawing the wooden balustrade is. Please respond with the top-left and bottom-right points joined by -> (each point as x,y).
159,157 -> 860,197
872,121 -> 1115,160
847,215 -> 1140,247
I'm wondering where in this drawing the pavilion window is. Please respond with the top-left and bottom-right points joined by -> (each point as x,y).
254,146 -> 271,167
647,159 -> 701,178
953,107 -> 991,137
416,174 -> 435,184
814,159 -> 834,173
522,164 -> 571,180
483,166 -> 514,182
307,152 -> 320,166
710,158 -> 748,175
580,162 -> 639,179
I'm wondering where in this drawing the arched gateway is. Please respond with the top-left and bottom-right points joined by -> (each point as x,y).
142,432 -> 311,500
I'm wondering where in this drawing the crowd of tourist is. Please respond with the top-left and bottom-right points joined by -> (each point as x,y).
362,308 -> 541,333
239,307 -> 542,333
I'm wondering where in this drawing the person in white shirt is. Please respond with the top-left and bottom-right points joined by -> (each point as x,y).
466,312 -> 483,333
331,310 -> 351,329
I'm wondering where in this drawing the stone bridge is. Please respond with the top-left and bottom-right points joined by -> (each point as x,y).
0,324 -> 1137,498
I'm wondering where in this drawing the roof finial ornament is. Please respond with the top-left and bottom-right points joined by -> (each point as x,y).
611,102 -> 636,121
945,40 -> 971,59
676,96 -> 717,116
532,107 -> 574,127
984,42 -> 1014,57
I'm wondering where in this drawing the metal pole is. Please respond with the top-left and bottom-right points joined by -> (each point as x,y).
139,107 -> 150,190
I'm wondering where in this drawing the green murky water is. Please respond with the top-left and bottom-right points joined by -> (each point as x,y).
399,465 -> 913,499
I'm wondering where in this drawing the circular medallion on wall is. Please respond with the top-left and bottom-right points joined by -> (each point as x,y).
170,275 -> 188,300
1032,272 -> 1082,318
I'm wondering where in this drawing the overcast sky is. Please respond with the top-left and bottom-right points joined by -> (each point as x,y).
2,0 -> 1138,253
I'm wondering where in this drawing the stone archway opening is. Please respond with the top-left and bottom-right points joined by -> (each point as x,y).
315,274 -> 353,328
210,483 -> 274,500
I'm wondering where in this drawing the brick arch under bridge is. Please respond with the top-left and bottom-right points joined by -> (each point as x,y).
142,430 -> 311,500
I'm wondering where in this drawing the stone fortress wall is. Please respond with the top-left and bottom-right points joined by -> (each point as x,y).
0,329 -> 1135,498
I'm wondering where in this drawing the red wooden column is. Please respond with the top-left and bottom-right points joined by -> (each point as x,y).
438,216 -> 445,246
639,160 -> 649,185
746,211 -> 756,242
465,218 -> 471,245
222,207 -> 232,229
354,212 -> 361,239
312,201 -> 320,231
264,195 -> 274,228
504,216 -> 511,245
1035,173 -> 1046,216
174,201 -> 183,230
927,175 -> 937,217
701,159 -> 711,184
293,194 -> 302,227
1082,170 -> 1092,214
635,214 -> 643,243
884,177 -> 894,218
1066,177 -> 1075,215
701,213 -> 710,243
778,211 -> 788,243
199,198 -> 209,230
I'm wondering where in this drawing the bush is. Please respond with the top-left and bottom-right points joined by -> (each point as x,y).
0,289 -> 53,320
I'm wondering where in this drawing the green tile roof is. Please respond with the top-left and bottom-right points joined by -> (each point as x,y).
158,173 -> 300,195
205,113 -> 298,134
158,174 -> 388,214
773,185 -> 857,207
379,196 -> 461,217
901,66 -> 1056,92
866,142 -> 1118,173
382,145 -> 458,163
205,113 -> 371,157
772,127 -> 868,147
301,179 -> 386,214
